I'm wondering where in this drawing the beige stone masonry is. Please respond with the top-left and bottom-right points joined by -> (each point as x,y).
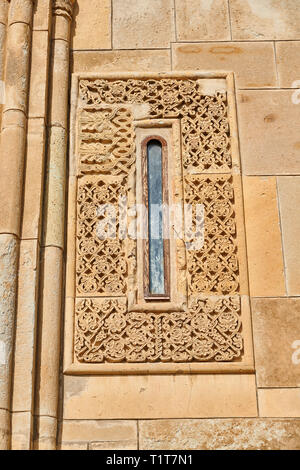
237,90 -> 300,175
0,1 -> 34,450
243,176 -> 285,297
36,0 -> 75,450
61,420 -> 138,450
251,298 -> 300,388
139,418 -> 300,450
72,0 -> 111,50
0,233 -> 18,409
113,0 -> 175,49
28,30 -> 50,118
175,0 -> 231,41
72,49 -> 172,74
11,411 -> 33,450
33,0 -> 51,31
63,374 -> 257,420
33,416 -> 57,450
172,42 -> 277,89
230,0 -> 300,40
258,389 -> 300,418
276,42 -> 300,89
12,240 -> 39,414
277,177 -> 300,296
22,118 -> 46,240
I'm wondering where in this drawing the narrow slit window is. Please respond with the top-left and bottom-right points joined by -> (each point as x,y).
142,137 -> 170,300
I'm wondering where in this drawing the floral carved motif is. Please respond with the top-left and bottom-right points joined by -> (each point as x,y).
184,175 -> 239,295
79,79 -> 232,173
75,297 -> 243,363
78,107 -> 135,175
76,177 -> 127,295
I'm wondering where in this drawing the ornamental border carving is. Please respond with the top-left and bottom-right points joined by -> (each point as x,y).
64,72 -> 254,375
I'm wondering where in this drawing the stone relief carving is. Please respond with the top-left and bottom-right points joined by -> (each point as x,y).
184,175 -> 239,296
80,79 -> 232,173
75,296 -> 242,363
78,107 -> 135,175
76,177 -> 127,295
73,76 -> 244,364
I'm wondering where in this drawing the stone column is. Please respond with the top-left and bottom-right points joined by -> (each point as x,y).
34,0 -> 74,450
0,0 -> 34,450
0,0 -> 8,130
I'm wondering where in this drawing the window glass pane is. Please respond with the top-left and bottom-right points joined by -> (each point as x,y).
147,140 -> 165,295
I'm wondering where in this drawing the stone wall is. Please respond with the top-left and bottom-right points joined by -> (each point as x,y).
0,0 -> 299,450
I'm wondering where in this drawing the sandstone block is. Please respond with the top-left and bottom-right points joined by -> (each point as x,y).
230,0 -> 300,40
277,177 -> 300,296
113,0 -> 175,49
243,177 -> 285,297
237,90 -> 300,175
139,418 -> 300,449
72,50 -> 171,74
172,42 -> 276,88
251,298 -> 300,388
258,389 -> 300,417
72,0 -> 111,50
175,0 -> 230,41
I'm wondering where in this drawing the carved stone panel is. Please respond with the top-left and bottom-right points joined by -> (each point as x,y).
65,72 -> 253,374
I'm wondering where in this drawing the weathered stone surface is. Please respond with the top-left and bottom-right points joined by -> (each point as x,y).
12,240 -> 39,413
175,0 -> 230,41
38,247 -> 63,418
0,408 -> 10,450
72,50 -> 171,73
5,23 -> 31,113
0,111 -> 26,236
34,416 -> 57,450
139,418 -> 300,449
276,41 -> 300,89
277,177 -> 300,296
28,30 -> 50,118
63,375 -> 257,420
237,90 -> 300,175
72,0 -> 111,50
243,177 -> 285,297
61,420 -> 137,449
172,42 -> 276,88
230,0 -> 300,40
0,234 -> 18,410
11,412 -> 32,450
22,119 -> 46,240
43,126 -> 67,249
258,389 -> 300,417
89,441 -> 138,450
60,442 -> 88,450
251,298 -> 300,388
8,0 -> 33,26
113,0 -> 175,49
50,39 -> 70,129
33,0 -> 51,31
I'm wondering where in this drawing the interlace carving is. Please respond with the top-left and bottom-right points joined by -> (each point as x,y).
72,76 -> 245,366
184,175 -> 239,295
75,297 -> 243,363
79,79 -> 232,173
78,107 -> 135,175
76,177 -> 127,295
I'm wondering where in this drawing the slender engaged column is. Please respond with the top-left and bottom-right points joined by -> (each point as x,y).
0,0 -> 8,130
35,0 -> 74,451
0,0 -> 34,450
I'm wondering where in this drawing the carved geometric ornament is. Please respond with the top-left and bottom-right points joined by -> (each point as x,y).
65,72 -> 253,373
